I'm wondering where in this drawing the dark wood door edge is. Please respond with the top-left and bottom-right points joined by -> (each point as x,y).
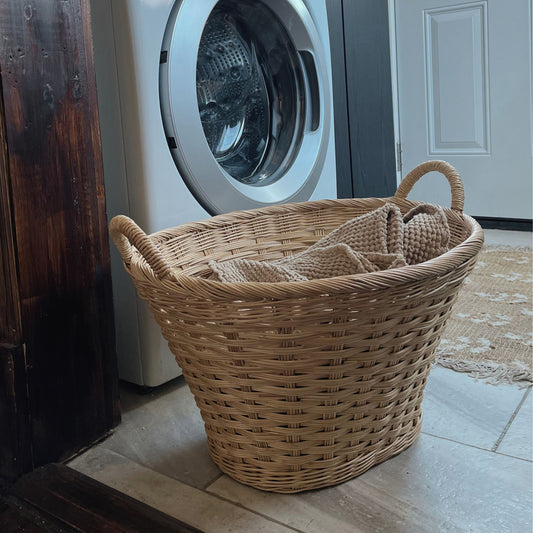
0,75 -> 23,347
13,464 -> 203,533
1,0 -> 120,467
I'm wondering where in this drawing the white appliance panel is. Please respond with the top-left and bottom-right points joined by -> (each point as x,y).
92,0 -> 337,387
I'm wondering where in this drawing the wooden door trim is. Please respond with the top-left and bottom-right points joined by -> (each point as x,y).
0,76 -> 22,346
0,344 -> 32,480
0,0 -> 119,471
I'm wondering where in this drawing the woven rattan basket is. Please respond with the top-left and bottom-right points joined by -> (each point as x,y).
110,161 -> 484,493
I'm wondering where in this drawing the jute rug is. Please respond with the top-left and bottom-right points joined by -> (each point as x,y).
436,247 -> 532,386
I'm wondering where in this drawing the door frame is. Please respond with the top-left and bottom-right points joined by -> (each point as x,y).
332,0 -> 397,199
388,0 -> 402,187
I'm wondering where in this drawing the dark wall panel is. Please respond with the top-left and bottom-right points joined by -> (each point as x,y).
342,0 -> 396,198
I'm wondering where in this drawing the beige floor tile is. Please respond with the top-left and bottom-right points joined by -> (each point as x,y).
421,367 -> 526,450
98,379 -> 220,489
207,433 -> 532,533
68,447 -> 295,533
496,390 -> 533,461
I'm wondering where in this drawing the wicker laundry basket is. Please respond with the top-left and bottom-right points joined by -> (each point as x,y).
110,161 -> 484,493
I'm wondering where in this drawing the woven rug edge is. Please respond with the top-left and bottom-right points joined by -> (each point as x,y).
434,355 -> 532,388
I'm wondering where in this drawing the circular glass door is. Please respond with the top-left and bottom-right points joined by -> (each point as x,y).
196,0 -> 304,187
160,0 -> 331,215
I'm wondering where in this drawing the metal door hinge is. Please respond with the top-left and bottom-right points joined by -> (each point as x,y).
396,142 -> 402,173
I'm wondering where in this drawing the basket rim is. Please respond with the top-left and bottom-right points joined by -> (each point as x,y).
137,197 -> 485,300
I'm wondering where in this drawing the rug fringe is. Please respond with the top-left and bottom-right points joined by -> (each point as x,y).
434,355 -> 532,388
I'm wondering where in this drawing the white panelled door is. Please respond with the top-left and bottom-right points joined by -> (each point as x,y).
394,0 -> 532,219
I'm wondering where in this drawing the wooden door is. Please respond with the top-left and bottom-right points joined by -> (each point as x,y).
0,0 -> 120,479
394,0 -> 532,219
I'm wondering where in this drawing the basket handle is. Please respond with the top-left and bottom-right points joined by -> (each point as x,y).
109,215 -> 172,279
393,160 -> 464,212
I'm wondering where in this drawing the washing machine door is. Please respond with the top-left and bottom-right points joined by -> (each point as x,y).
160,0 -> 332,215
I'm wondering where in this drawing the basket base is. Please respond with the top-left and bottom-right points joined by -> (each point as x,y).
207,415 -> 423,494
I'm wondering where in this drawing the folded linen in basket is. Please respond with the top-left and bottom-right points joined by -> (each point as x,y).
403,203 -> 450,265
209,203 -> 450,283
209,245 -> 408,283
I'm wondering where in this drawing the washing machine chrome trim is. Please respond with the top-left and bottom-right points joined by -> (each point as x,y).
159,0 -> 331,215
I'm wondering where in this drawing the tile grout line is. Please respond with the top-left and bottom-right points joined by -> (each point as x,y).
491,387 -> 531,452
492,448 -> 533,462
202,471 -> 225,489
203,486 -> 306,533
420,429 -> 532,462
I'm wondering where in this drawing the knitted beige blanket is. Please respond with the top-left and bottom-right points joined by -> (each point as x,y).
209,203 -> 450,283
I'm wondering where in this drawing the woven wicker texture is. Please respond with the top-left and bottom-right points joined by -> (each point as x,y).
110,161 -> 484,493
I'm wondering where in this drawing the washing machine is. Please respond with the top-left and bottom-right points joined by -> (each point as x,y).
91,0 -> 338,388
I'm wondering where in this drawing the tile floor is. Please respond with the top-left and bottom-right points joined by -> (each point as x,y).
69,230 -> 532,532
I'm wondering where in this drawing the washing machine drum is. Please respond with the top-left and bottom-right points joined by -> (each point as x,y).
160,0 -> 332,215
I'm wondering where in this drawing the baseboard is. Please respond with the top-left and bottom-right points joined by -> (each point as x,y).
473,217 -> 532,232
